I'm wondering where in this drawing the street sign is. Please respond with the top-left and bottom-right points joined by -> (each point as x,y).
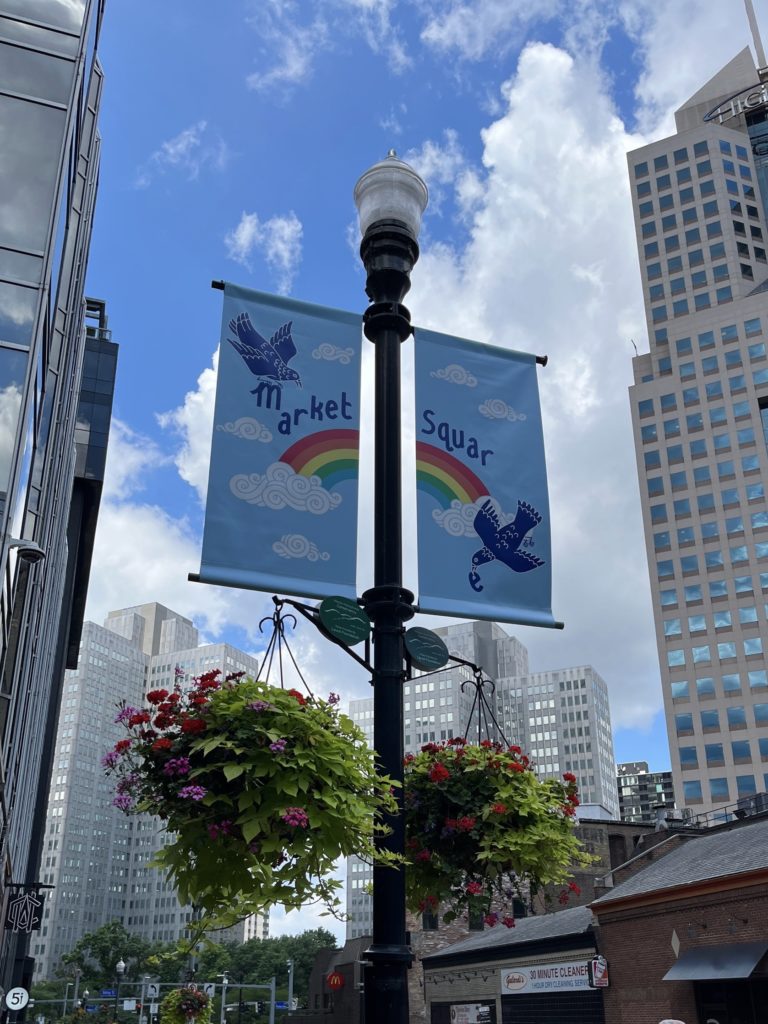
274,1002 -> 289,1011
318,597 -> 371,646
404,627 -> 449,671
202,984 -> 215,998
6,988 -> 30,1011
123,999 -> 137,1011
101,990 -> 116,998
150,1004 -> 159,1014
86,1008 -> 98,1014
146,985 -> 159,1000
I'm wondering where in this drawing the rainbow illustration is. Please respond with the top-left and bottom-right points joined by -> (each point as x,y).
280,429 -> 359,489
416,442 -> 488,508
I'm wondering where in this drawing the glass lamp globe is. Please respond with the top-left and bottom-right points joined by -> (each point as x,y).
353,150 -> 428,239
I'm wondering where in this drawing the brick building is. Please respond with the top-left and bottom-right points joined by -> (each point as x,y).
592,815 -> 768,1024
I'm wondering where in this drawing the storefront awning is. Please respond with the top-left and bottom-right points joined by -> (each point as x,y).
663,942 -> 768,981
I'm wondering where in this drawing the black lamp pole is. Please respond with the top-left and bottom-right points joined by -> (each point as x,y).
355,153 -> 428,1024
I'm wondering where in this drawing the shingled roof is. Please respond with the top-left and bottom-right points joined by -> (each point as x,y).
593,816 -> 768,907
423,905 -> 595,964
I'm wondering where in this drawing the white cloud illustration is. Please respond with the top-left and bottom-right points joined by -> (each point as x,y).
216,417 -> 272,442
478,398 -> 526,422
272,534 -> 330,561
312,343 -> 355,365
430,363 -> 477,387
431,498 -> 520,538
229,462 -> 341,514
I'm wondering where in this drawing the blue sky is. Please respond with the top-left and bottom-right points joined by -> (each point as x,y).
82,0 -> 768,937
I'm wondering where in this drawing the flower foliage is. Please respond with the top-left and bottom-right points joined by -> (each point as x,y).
403,738 -> 588,925
159,989 -> 211,1024
103,671 -> 397,928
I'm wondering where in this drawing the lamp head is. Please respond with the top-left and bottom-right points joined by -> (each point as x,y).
8,538 -> 46,564
116,958 -> 126,976
353,150 -> 428,240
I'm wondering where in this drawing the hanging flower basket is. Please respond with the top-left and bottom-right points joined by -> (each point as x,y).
403,738 -> 588,926
103,671 -> 397,928
159,989 -> 212,1024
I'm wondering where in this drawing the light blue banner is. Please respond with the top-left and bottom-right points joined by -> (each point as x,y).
198,283 -> 362,601
414,328 -> 556,628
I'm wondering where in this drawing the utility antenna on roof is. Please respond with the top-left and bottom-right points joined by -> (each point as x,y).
630,338 -> 638,357
745,0 -> 768,75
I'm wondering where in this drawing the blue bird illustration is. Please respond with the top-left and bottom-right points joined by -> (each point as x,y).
228,312 -> 301,391
468,498 -> 544,592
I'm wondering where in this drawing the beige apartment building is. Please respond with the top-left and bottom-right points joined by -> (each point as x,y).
629,48 -> 768,813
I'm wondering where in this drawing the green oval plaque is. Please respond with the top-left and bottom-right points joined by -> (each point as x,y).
318,596 -> 371,646
404,627 -> 449,672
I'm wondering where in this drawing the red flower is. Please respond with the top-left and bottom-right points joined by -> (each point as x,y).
465,881 -> 483,895
480,739 -> 493,748
153,713 -> 174,729
428,763 -> 450,784
128,711 -> 151,727
508,744 -> 522,755
404,753 -> 415,765
415,849 -> 431,862
484,912 -> 499,926
568,794 -> 580,806
152,738 -> 173,751
563,804 -> 577,817
501,916 -> 516,928
457,816 -> 476,832
558,890 -> 570,904
287,688 -> 307,706
447,737 -> 466,746
562,771 -> 577,783
197,674 -> 221,690
508,762 -> 526,773
167,692 -> 181,703
115,740 -> 131,753
146,689 -> 169,704
490,802 -> 508,814
189,694 -> 209,706
181,718 -> 206,734
568,881 -> 581,894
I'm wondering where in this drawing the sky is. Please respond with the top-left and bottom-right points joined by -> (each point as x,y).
82,0 -> 768,940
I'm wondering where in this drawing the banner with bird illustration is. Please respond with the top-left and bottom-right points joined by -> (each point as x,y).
414,328 -> 557,628
198,282 -> 362,600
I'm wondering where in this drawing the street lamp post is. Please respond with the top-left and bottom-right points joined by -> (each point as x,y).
83,990 -> 90,1012
63,983 -> 73,1017
353,152 -> 428,1024
217,973 -> 228,1024
285,961 -> 293,1014
72,968 -> 82,1013
114,958 -> 126,1020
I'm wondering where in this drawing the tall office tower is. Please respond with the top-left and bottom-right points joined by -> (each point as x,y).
345,621 -> 618,938
628,47 -> 768,815
616,761 -> 675,824
0,0 -> 112,990
33,603 -> 267,981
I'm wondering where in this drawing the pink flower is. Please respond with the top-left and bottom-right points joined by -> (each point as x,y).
163,757 -> 190,777
282,807 -> 309,828
178,785 -> 207,801
270,739 -> 287,753
112,794 -> 134,811
328,692 -> 341,705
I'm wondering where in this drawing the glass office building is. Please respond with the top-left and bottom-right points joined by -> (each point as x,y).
629,48 -> 768,814
0,0 -> 111,990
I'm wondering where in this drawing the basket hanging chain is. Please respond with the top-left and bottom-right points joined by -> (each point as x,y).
460,669 -> 510,746
257,597 -> 313,697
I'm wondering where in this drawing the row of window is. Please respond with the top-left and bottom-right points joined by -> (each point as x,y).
635,139 -> 749,176
664,605 -> 768,637
652,486 -> 764,531
658,540 -> 768,580
654,319 -> 763,351
655,513 -> 767,547
647,453 -> 759,488
649,462 -> 761,499
671,671 -> 766,700
667,638 -> 765,667
660,574 -> 768,608
676,704 -> 768,731
680,737 -> 768,767
682,773 -> 763,804
647,397 -> 765,446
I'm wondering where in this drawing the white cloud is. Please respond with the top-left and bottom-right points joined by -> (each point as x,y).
224,211 -> 303,295
103,420 -> 169,501
246,19 -> 329,92
157,354 -> 218,502
407,41 -> 660,730
405,129 -> 470,215
420,0 -> 563,60
134,121 -> 230,188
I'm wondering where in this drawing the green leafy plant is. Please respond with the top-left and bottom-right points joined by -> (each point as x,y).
159,989 -> 211,1024
103,671 -> 397,930
403,738 -> 589,926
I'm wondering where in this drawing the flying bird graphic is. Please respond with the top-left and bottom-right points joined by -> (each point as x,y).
228,312 -> 301,390
468,498 -> 544,592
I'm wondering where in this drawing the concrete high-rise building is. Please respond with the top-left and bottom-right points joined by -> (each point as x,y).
0,1 -> 113,991
33,603 -> 268,980
346,621 -> 618,939
628,47 -> 768,814
616,761 -> 675,824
